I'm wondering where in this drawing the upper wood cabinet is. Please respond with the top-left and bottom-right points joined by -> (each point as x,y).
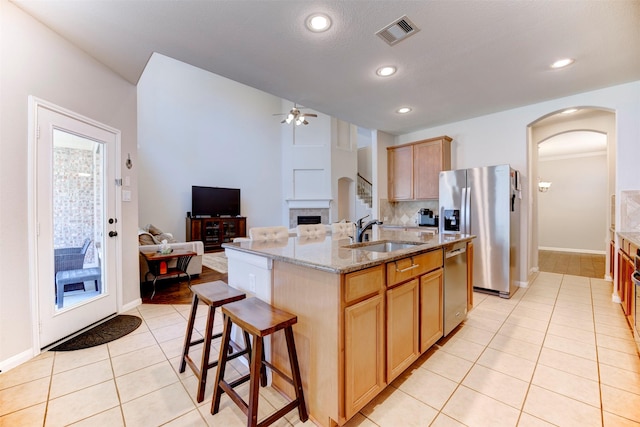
387,145 -> 413,200
387,136 -> 452,201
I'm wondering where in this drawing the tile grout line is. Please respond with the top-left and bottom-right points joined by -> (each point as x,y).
513,276 -> 558,426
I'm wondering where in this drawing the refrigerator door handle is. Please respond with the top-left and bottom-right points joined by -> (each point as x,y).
460,187 -> 467,234
464,186 -> 471,234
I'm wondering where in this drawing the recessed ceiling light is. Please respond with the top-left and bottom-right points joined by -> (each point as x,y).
550,58 -> 575,69
397,107 -> 412,114
306,13 -> 331,32
376,66 -> 397,77
561,108 -> 579,114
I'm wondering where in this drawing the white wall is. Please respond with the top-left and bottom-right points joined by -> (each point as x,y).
538,154 -> 608,252
395,81 -> 640,285
0,0 -> 138,368
331,119 -> 358,222
373,131 -> 395,219
137,54 -> 283,236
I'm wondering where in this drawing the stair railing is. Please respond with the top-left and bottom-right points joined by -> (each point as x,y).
357,173 -> 373,208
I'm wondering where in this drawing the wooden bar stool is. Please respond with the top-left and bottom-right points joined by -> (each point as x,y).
211,297 -> 308,427
180,280 -> 250,403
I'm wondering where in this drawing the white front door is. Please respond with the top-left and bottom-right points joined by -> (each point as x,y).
33,99 -> 120,348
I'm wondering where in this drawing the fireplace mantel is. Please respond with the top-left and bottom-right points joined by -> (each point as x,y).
285,199 -> 332,209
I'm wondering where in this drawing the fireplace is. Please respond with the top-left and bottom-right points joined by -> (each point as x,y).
289,208 -> 329,229
297,215 -> 322,225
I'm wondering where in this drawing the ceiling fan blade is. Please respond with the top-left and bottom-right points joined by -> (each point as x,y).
302,113 -> 318,118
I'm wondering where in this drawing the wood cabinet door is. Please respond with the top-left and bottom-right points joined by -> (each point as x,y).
237,217 -> 246,238
624,253 -> 634,316
618,249 -> 629,314
413,140 -> 442,200
388,145 -> 413,200
609,239 -> 615,279
344,294 -> 385,419
386,279 -> 419,382
420,269 -> 443,353
189,218 -> 202,241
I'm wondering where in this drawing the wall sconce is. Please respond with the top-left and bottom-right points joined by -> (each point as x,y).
538,180 -> 552,192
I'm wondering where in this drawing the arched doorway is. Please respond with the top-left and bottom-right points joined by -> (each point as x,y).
528,108 -> 616,283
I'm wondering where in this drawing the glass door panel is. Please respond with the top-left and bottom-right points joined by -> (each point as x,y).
52,129 -> 104,310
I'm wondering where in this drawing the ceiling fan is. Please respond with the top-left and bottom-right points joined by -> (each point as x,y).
274,104 -> 317,126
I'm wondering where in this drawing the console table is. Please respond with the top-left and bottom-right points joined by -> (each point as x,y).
140,249 -> 196,298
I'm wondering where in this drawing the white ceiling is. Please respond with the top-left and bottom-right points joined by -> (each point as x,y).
12,0 -> 640,135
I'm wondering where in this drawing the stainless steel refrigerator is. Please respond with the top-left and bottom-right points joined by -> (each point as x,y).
439,164 -> 520,298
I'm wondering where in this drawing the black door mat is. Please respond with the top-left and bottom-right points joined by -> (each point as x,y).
50,315 -> 142,351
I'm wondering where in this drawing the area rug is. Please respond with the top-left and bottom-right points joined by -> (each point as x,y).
50,315 -> 142,351
202,252 -> 228,274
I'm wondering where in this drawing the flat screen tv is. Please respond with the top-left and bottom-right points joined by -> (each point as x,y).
191,186 -> 241,217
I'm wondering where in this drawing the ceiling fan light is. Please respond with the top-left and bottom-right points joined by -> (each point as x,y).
295,116 -> 304,125
285,113 -> 294,124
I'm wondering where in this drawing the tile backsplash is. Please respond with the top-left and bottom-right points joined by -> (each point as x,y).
620,190 -> 640,231
380,199 -> 439,226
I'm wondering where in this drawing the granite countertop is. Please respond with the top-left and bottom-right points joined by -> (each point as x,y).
618,231 -> 640,248
379,224 -> 439,232
223,228 -> 474,274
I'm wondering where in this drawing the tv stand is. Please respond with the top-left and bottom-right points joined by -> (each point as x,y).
186,217 -> 247,252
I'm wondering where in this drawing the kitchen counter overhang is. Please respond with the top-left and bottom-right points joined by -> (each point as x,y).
222,228 -> 475,274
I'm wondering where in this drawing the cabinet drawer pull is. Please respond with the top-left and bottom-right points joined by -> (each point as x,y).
394,258 -> 420,273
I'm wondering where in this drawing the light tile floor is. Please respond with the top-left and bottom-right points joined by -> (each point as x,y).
2,272 -> 640,426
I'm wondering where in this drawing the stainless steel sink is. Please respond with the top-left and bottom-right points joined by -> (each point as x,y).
345,241 -> 421,253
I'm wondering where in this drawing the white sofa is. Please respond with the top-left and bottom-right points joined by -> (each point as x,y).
138,231 -> 204,282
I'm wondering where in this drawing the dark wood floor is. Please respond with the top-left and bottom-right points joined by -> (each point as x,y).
140,266 -> 227,305
538,250 -> 605,279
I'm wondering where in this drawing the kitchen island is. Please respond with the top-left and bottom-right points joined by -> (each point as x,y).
223,228 -> 474,427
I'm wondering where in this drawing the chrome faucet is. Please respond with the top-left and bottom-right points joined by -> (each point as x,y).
356,214 -> 383,242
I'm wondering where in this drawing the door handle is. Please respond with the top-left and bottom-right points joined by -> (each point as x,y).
109,231 -> 118,237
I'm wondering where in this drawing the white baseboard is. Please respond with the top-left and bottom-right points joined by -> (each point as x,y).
539,246 -> 606,255
2,298 -> 143,373
0,348 -> 35,373
121,298 -> 142,313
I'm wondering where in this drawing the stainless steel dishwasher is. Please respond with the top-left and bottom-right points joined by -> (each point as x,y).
443,242 -> 468,336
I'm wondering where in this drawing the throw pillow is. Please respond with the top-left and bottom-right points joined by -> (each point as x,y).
138,232 -> 156,246
146,224 -> 163,235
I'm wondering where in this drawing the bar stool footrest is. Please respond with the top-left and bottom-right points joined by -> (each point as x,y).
262,361 -> 295,387
257,400 -> 301,427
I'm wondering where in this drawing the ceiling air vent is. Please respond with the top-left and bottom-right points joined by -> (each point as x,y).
376,15 -> 420,46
